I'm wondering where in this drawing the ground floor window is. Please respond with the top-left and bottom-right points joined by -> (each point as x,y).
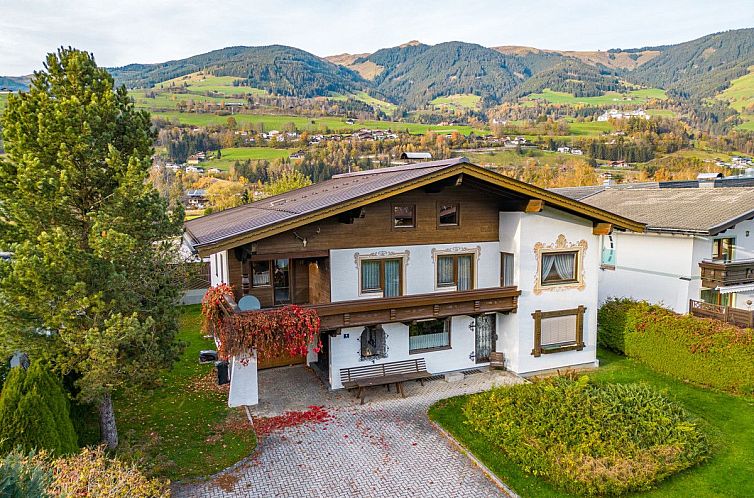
360,325 -> 387,360
531,306 -> 586,357
701,288 -> 734,307
409,319 -> 450,353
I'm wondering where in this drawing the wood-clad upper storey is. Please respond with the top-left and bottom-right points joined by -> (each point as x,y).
184,158 -> 645,257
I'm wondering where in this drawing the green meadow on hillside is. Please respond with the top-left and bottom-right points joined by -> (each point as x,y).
523,88 -> 667,106
156,72 -> 266,97
717,67 -> 754,112
329,91 -> 397,112
430,93 -> 482,110
203,147 -> 292,170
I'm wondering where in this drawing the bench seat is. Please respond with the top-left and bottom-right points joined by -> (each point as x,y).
340,358 -> 430,403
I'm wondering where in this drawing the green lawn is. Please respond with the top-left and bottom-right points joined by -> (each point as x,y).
567,120 -> 613,135
738,115 -> 754,131
115,305 -> 256,480
206,147 -> 292,170
717,66 -> 754,112
330,91 -> 397,112
430,93 -> 482,110
151,110 -> 483,135
155,72 -> 266,97
523,88 -> 667,106
429,349 -> 754,498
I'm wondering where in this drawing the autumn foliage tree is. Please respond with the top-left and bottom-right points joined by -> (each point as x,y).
0,48 -> 183,449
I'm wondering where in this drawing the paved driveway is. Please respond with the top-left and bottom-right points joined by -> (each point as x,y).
174,367 -> 522,498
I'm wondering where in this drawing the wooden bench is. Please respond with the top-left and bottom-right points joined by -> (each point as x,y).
340,358 -> 431,404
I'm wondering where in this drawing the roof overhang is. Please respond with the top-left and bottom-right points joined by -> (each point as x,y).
717,283 -> 754,294
187,161 -> 645,257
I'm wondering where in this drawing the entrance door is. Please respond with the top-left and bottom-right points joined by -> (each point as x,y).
474,314 -> 495,363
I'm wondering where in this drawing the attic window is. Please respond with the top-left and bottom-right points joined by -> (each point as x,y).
392,205 -> 415,229
438,203 -> 459,227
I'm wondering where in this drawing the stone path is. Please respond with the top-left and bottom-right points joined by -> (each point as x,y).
174,367 -> 523,498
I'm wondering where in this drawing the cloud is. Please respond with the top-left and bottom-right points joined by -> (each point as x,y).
0,0 -> 752,74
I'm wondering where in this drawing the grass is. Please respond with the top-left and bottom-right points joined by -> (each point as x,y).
205,147 -> 292,170
717,66 -> 754,112
156,72 -> 266,97
567,120 -> 613,135
115,305 -> 256,481
151,110 -> 483,135
329,91 -> 397,112
738,115 -> 754,131
523,88 -> 667,106
430,93 -> 482,110
429,348 -> 754,498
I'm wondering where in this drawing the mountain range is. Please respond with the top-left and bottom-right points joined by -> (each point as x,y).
4,28 -> 754,111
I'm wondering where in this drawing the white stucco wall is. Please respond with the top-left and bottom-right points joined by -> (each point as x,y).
328,315 -> 481,389
497,208 -> 600,375
228,355 -> 258,407
209,250 -> 229,287
328,241 -> 501,302
600,219 -> 754,313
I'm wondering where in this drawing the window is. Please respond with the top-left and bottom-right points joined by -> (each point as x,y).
436,254 -> 474,290
273,259 -> 291,305
392,204 -> 415,229
713,238 -> 734,262
541,251 -> 578,285
531,306 -> 586,356
601,235 -> 616,268
700,288 -> 734,307
500,252 -> 514,287
360,258 -> 402,297
409,319 -> 450,353
360,325 -> 387,360
251,261 -> 271,287
438,202 -> 459,227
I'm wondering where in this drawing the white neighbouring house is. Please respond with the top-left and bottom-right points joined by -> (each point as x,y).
597,108 -> 651,122
554,186 -> 754,323
184,158 -> 644,406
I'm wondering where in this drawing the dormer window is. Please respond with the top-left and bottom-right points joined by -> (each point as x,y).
438,202 -> 459,227
392,204 -> 415,229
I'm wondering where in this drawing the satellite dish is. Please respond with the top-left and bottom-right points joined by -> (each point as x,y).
237,295 -> 261,311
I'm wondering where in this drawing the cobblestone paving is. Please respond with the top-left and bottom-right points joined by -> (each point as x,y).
174,367 -> 523,498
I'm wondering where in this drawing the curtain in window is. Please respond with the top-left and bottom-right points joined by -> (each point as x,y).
502,253 -> 514,287
542,253 -> 575,281
437,256 -> 454,285
384,259 -> 401,297
361,260 -> 380,291
457,255 -> 472,290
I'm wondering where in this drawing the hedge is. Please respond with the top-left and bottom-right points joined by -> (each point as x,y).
598,298 -> 754,396
463,376 -> 709,496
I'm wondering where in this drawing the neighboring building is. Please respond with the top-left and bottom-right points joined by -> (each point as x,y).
186,189 -> 208,209
557,147 -> 571,154
597,108 -> 651,122
400,152 -> 433,161
566,187 -> 754,319
185,166 -> 205,174
184,158 -> 643,406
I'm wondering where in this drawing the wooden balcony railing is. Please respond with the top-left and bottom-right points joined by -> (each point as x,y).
699,258 -> 754,288
305,286 -> 521,330
689,299 -> 754,329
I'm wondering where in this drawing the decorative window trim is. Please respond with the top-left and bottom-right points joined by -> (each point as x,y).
531,306 -> 586,357
431,246 -> 480,291
533,235 -> 587,295
436,201 -> 461,229
354,250 -> 409,297
391,203 -> 416,230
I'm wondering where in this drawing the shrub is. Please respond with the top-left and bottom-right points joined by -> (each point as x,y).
464,377 -> 709,496
47,446 -> 171,497
598,299 -> 754,395
0,451 -> 52,497
0,361 -> 78,455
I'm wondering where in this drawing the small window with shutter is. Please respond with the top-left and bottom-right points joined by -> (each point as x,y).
531,306 -> 586,356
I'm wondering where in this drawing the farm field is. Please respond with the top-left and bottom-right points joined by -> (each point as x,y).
330,91 -> 397,112
523,88 -> 667,106
463,149 -> 587,169
204,147 -> 292,170
430,93 -> 482,110
151,110 -> 483,135
738,115 -> 754,131
566,120 -> 613,135
156,72 -> 266,97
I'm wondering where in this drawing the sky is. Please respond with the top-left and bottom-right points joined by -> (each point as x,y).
1,0 -> 754,75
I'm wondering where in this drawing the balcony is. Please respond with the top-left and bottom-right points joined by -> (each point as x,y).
690,299 -> 754,329
699,258 -> 754,289
305,286 -> 521,330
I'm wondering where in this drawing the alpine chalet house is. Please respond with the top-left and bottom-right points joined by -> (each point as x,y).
556,186 -> 754,326
184,158 -> 643,406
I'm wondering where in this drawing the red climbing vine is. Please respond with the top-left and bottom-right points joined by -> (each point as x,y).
202,284 -> 321,361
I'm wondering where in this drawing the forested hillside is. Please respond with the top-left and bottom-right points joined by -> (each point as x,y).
109,45 -> 367,97
507,59 -> 625,99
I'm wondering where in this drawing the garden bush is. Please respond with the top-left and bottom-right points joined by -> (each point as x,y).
598,298 -> 754,395
0,451 -> 51,497
464,376 -> 709,496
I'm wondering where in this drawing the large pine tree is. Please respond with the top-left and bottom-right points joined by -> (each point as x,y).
0,48 -> 184,448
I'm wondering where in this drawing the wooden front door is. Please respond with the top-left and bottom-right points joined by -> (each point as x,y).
474,314 -> 495,363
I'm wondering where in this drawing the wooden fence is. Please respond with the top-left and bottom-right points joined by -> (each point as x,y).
689,299 -> 754,328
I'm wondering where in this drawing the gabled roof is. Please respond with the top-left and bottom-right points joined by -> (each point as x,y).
579,188 -> 754,235
184,158 -> 644,256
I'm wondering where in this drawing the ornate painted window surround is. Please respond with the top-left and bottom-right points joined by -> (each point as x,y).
533,234 -> 587,295
431,245 -> 481,291
354,250 -> 410,297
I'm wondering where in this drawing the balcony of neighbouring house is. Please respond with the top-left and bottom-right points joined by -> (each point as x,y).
689,299 -> 754,329
699,258 -> 754,289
